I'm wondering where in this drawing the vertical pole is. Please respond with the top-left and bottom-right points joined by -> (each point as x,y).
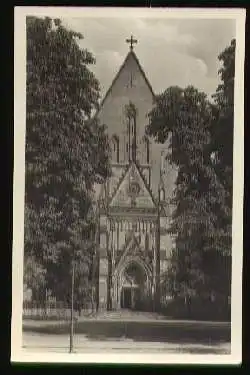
96,248 -> 100,313
106,230 -> 111,311
69,260 -> 75,353
155,191 -> 161,312
152,236 -> 156,312
104,183 -> 111,312
93,203 -> 100,313
45,288 -> 48,318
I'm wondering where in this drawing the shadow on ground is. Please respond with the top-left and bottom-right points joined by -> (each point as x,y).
23,320 -> 230,346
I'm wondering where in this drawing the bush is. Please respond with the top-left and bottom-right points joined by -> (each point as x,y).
160,296 -> 230,321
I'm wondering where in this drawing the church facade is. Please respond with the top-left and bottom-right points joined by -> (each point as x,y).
94,38 -> 177,311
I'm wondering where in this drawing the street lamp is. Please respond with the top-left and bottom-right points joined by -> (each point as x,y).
69,258 -> 75,353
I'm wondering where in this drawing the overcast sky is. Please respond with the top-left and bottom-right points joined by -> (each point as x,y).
62,17 -> 235,100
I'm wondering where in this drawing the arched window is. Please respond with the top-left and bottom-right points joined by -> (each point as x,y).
131,122 -> 134,136
146,138 -> 150,164
145,233 -> 149,254
160,188 -> 165,201
142,136 -> 150,164
111,135 -> 119,163
126,121 -> 131,162
125,102 -> 137,162
116,137 -> 119,163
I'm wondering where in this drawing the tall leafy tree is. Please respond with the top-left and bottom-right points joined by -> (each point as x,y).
147,40 -> 235,318
205,39 -> 236,310
210,39 -> 235,253
25,16 -> 110,303
147,87 -> 221,299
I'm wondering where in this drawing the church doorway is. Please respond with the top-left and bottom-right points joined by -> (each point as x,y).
121,286 -> 140,309
121,287 -> 132,308
119,262 -> 146,310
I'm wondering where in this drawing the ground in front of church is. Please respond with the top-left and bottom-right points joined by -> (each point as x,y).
22,331 -> 230,354
22,309 -> 230,354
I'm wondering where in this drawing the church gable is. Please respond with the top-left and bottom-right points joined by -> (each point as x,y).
98,50 -> 155,113
109,162 -> 156,209
96,49 -> 155,159
115,234 -> 149,269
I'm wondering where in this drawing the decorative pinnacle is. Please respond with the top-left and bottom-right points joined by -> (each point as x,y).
126,35 -> 138,50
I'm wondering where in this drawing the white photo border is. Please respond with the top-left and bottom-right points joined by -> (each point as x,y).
12,6 -> 246,365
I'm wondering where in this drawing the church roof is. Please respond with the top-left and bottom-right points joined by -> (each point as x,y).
95,50 -> 155,117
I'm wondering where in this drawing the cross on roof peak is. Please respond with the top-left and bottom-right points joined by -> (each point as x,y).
126,35 -> 138,50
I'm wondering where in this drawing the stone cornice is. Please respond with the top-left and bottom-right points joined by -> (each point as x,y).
108,206 -> 157,214
99,209 -> 158,219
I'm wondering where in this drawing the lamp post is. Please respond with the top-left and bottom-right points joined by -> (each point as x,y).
69,258 -> 75,353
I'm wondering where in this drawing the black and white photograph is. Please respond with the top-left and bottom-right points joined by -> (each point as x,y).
12,7 -> 245,365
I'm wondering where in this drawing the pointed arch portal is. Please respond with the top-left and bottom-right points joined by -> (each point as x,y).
114,257 -> 152,310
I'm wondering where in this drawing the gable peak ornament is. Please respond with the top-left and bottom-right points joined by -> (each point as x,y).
126,35 -> 138,51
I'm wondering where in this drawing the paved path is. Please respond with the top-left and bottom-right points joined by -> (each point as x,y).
80,309 -> 166,320
22,332 -> 230,354
23,318 -> 230,329
23,309 -> 230,329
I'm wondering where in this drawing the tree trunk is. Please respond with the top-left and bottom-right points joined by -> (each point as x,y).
91,287 -> 95,313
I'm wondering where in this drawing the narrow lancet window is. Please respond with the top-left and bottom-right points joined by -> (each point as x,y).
145,137 -> 150,164
160,188 -> 165,201
111,135 -> 119,163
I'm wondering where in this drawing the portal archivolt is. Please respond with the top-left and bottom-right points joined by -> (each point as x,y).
115,258 -> 151,310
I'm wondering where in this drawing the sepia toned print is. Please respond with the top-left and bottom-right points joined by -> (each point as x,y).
12,7 -> 245,365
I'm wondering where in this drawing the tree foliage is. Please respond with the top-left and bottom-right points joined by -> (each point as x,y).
210,39 -> 235,244
25,16 -> 110,302
147,40 -> 235,312
148,86 -> 221,298
23,254 -> 46,300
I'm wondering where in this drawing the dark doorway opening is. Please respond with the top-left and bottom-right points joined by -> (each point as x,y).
121,287 -> 132,309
